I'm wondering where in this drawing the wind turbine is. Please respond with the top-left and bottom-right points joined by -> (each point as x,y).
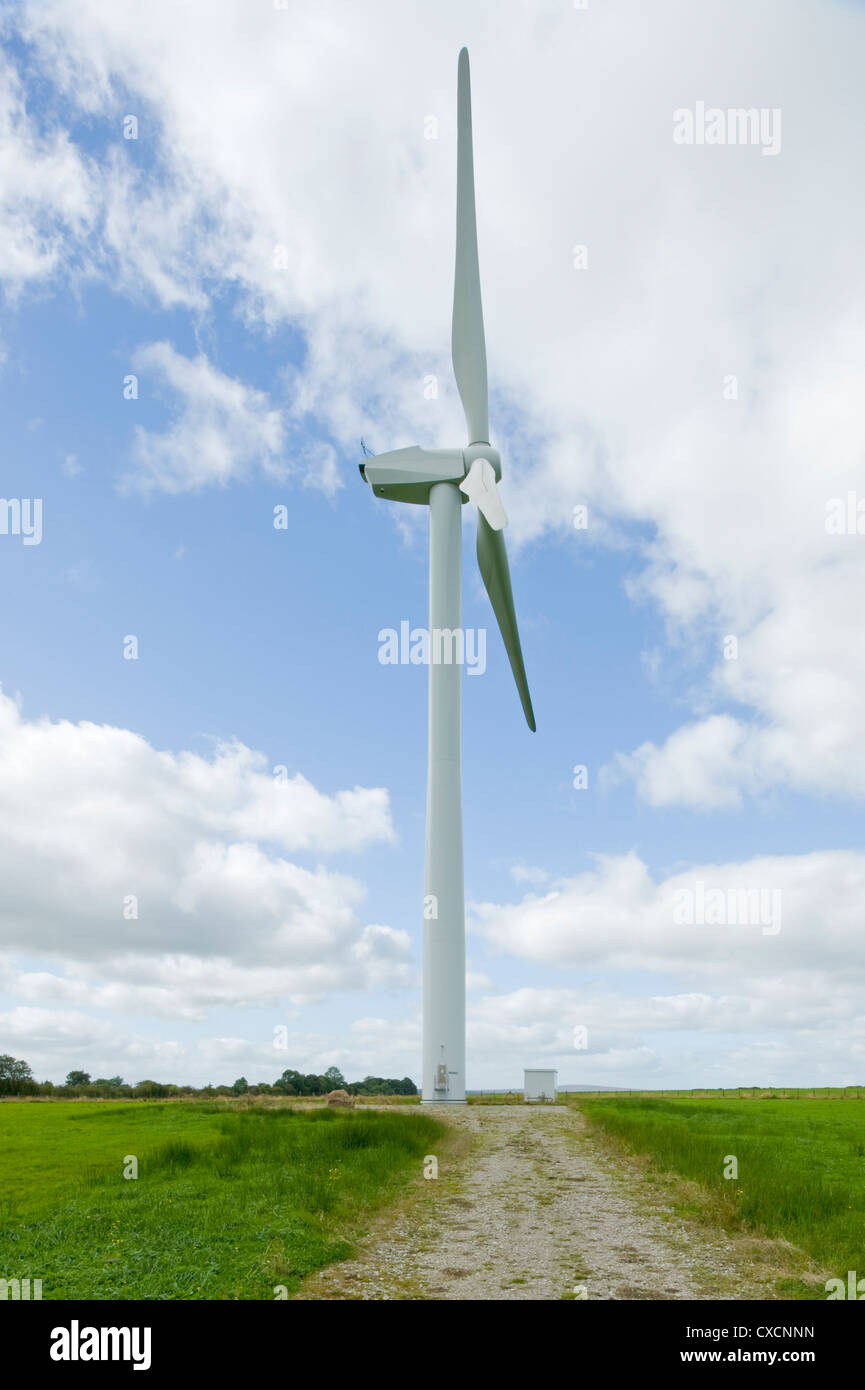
360,47 -> 535,1103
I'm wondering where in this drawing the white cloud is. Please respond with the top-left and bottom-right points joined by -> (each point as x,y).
6,973 -> 863,1087
123,341 -> 285,493
0,688 -> 404,1014
472,848 -> 865,980
463,981 -> 865,1088
466,969 -> 494,992
509,862 -> 551,887
0,50 -> 96,288
298,441 -> 341,498
604,715 -> 751,809
120,343 -> 347,495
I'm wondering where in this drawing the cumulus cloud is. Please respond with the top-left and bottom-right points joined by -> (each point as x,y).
463,983 -> 865,1088
474,849 -> 865,979
0,1006 -> 189,1078
0,50 -> 96,288
117,344 -> 347,496
6,973 -> 862,1087
0,689 -> 406,1015
603,716 -> 753,809
122,342 -> 285,493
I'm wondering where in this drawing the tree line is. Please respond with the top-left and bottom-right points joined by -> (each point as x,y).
0,1054 -> 417,1099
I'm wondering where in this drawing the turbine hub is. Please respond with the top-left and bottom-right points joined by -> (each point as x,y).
463,442 -> 501,482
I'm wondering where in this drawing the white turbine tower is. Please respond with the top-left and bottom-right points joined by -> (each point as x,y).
360,48 -> 535,1103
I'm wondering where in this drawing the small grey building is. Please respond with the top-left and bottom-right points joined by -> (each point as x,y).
524,1068 -> 557,1102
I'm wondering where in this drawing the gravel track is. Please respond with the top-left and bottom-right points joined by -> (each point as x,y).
300,1103 -> 773,1301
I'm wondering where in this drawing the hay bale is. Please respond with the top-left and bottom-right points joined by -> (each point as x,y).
326,1089 -> 355,1107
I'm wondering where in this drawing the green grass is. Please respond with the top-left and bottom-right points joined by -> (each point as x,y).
565,1087 -> 865,1100
577,1096 -> 865,1296
0,1100 -> 444,1299
467,1092 -> 527,1105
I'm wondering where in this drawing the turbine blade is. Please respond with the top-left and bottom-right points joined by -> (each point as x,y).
452,47 -> 489,446
476,486 -> 508,531
476,511 -> 535,730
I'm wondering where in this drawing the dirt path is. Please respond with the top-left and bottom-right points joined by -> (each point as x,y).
300,1104 -> 784,1301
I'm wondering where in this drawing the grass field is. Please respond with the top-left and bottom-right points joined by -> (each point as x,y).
565,1087 -> 865,1100
0,1100 -> 444,1299
576,1095 -> 865,1296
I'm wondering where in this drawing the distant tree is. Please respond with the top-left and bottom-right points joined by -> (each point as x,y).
93,1076 -> 124,1088
273,1068 -> 343,1097
273,1069 -> 303,1095
65,1070 -> 91,1087
232,1077 -> 249,1095
348,1074 -> 417,1097
134,1080 -> 168,1098
0,1054 -> 33,1083
0,1055 -> 36,1095
359,1076 -> 392,1095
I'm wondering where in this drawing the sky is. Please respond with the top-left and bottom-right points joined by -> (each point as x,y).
1,0 -> 864,1090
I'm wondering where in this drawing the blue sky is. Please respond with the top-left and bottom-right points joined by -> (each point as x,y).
1,0 -> 864,1088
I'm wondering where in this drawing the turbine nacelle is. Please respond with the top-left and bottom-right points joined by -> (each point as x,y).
361,443 -> 502,511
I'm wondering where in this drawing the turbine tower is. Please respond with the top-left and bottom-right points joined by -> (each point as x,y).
360,48 -> 535,1103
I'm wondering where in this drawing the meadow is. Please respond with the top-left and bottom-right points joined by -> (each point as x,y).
0,1100 -> 444,1299
576,1094 -> 865,1295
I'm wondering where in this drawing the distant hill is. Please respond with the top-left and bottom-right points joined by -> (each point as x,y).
556,1084 -> 629,1092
